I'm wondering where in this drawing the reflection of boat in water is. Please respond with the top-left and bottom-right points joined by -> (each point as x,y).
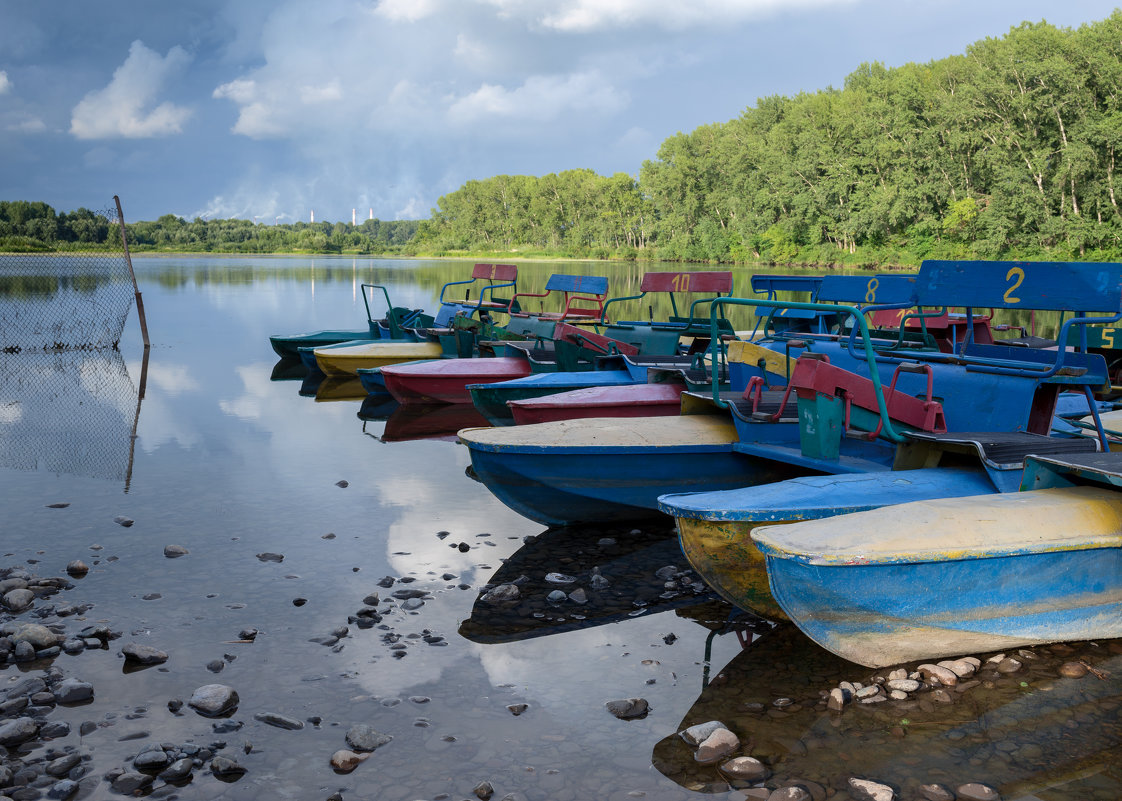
381,403 -> 489,443
313,376 -> 368,402
652,623 -> 1122,798
357,395 -> 399,421
270,356 -> 309,381
458,524 -> 719,644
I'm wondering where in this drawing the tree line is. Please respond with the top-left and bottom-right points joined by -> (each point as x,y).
0,201 -> 419,255
4,13 -> 1122,266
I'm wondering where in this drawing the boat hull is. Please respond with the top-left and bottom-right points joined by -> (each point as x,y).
381,357 -> 531,404
754,486 -> 1122,667
313,341 -> 444,376
460,416 -> 803,526
661,468 -> 996,621
269,328 -> 374,359
471,370 -> 637,425
509,383 -> 684,425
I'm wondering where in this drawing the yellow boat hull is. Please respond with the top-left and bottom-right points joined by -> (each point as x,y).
314,342 -> 444,376
676,516 -> 790,621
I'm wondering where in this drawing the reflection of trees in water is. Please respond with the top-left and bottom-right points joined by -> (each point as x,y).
0,350 -> 143,487
0,254 -> 135,350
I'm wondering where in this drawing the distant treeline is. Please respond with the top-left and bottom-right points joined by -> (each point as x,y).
0,201 -> 420,255
5,13 -> 1122,267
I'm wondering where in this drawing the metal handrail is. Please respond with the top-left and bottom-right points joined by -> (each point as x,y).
707,297 -> 908,444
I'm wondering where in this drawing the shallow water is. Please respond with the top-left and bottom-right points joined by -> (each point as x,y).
0,256 -> 1119,801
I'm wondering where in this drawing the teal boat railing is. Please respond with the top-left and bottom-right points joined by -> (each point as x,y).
706,296 -> 909,445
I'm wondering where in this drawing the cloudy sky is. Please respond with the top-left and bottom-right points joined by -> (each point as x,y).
1,0 -> 1117,224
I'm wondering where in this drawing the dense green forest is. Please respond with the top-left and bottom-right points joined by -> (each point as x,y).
4,13 -> 1122,267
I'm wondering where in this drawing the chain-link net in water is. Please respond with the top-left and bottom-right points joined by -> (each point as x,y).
0,349 -> 141,485
0,202 -> 135,351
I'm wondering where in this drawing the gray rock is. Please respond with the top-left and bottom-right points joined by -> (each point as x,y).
254,712 -> 304,730
45,753 -> 81,776
400,598 -> 424,611
0,717 -> 39,746
694,727 -> 739,764
345,724 -> 392,752
160,758 -> 194,781
47,779 -> 78,799
121,643 -> 169,665
567,588 -> 588,604
473,780 -> 495,800
2,589 -> 34,612
113,516 -> 134,527
719,756 -> 770,781
11,640 -> 35,661
544,573 -> 576,584
885,679 -> 921,693
481,584 -> 521,603
209,757 -> 246,776
256,552 -> 284,563
54,679 -> 93,704
163,545 -> 189,558
61,639 -> 84,655
767,788 -> 811,801
956,783 -> 1000,801
679,720 -> 726,746
9,624 -> 61,648
239,628 -> 258,641
111,773 -> 153,794
188,684 -> 239,717
506,703 -> 528,716
918,784 -> 955,801
3,676 -> 47,697
848,777 -> 896,801
605,698 -> 649,720
39,721 -> 70,739
546,590 -> 567,602
133,749 -> 170,769
64,561 -> 88,578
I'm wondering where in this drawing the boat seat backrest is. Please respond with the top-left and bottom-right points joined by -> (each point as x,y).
916,260 -> 1122,313
510,274 -> 609,321
789,356 -> 947,433
552,322 -> 639,356
816,274 -> 918,306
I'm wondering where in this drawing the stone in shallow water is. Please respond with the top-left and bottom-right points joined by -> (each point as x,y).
848,778 -> 895,801
345,724 -> 392,752
113,516 -> 134,527
254,712 -> 304,730
1059,661 -> 1088,678
10,623 -> 61,648
188,684 -> 239,717
694,727 -> 738,764
0,717 -> 39,746
121,643 -> 169,665
54,679 -> 93,704
65,561 -> 88,577
210,757 -> 246,777
678,720 -> 726,746
330,749 -> 369,773
3,589 -> 34,612
160,757 -> 194,781
111,773 -> 153,794
605,698 -> 649,720
718,756 -> 769,781
955,783 -> 1000,801
163,545 -> 189,558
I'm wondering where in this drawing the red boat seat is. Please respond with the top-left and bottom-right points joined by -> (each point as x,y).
789,356 -> 947,434
552,322 -> 639,356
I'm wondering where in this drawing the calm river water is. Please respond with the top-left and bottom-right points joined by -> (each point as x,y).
0,255 -> 1119,801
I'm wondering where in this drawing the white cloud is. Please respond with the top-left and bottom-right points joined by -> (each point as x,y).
70,40 -> 192,139
373,0 -> 440,22
484,0 -> 855,31
0,71 -> 10,94
6,114 -> 46,133
449,71 -> 625,123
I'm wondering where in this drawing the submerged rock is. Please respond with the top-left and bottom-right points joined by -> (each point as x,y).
188,684 -> 239,717
605,698 -> 649,720
121,643 -> 169,665
345,724 -> 392,752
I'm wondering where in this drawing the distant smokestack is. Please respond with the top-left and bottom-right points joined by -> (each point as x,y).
352,208 -> 356,225
310,209 -> 314,223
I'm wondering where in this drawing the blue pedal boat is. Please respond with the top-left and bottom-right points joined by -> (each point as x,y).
752,451 -> 1122,667
661,259 -> 1122,620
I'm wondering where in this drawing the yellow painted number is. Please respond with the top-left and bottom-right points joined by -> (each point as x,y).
671,273 -> 689,292
865,278 -> 879,303
1102,328 -> 1116,348
1003,267 -> 1025,304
